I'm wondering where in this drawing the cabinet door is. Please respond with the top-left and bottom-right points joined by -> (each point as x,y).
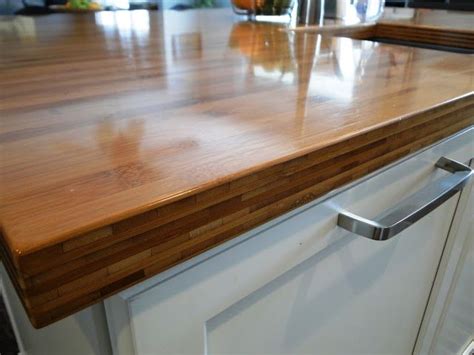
432,231 -> 474,355
105,128 -> 473,355
415,160 -> 473,355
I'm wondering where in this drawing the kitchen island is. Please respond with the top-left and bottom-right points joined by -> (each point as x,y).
0,7 -> 473,355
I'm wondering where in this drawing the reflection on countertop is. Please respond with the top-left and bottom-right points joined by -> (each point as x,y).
0,16 -> 36,41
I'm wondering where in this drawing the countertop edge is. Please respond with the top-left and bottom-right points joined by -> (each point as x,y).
0,93 -> 472,328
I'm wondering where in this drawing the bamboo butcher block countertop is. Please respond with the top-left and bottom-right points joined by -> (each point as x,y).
0,8 -> 473,327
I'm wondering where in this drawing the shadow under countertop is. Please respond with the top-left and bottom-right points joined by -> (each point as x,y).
0,295 -> 19,355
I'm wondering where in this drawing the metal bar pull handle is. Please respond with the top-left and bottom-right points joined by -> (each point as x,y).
337,157 -> 473,241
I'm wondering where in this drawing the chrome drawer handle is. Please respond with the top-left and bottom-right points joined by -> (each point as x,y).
337,157 -> 473,241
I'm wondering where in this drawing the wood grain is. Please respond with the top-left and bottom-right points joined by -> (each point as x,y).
295,8 -> 474,49
0,9 -> 473,328
374,23 -> 474,50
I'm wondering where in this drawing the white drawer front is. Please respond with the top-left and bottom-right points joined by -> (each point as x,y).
106,127 -> 473,355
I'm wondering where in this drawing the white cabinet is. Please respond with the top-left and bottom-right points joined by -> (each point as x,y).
105,127 -> 473,355
432,232 -> 474,355
415,160 -> 474,355
0,263 -> 112,355
202,203 -> 456,355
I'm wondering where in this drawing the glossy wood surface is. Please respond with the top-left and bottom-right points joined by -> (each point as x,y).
0,9 -> 473,327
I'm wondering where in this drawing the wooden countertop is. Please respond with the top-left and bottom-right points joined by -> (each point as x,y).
0,8 -> 473,327
379,7 -> 474,30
